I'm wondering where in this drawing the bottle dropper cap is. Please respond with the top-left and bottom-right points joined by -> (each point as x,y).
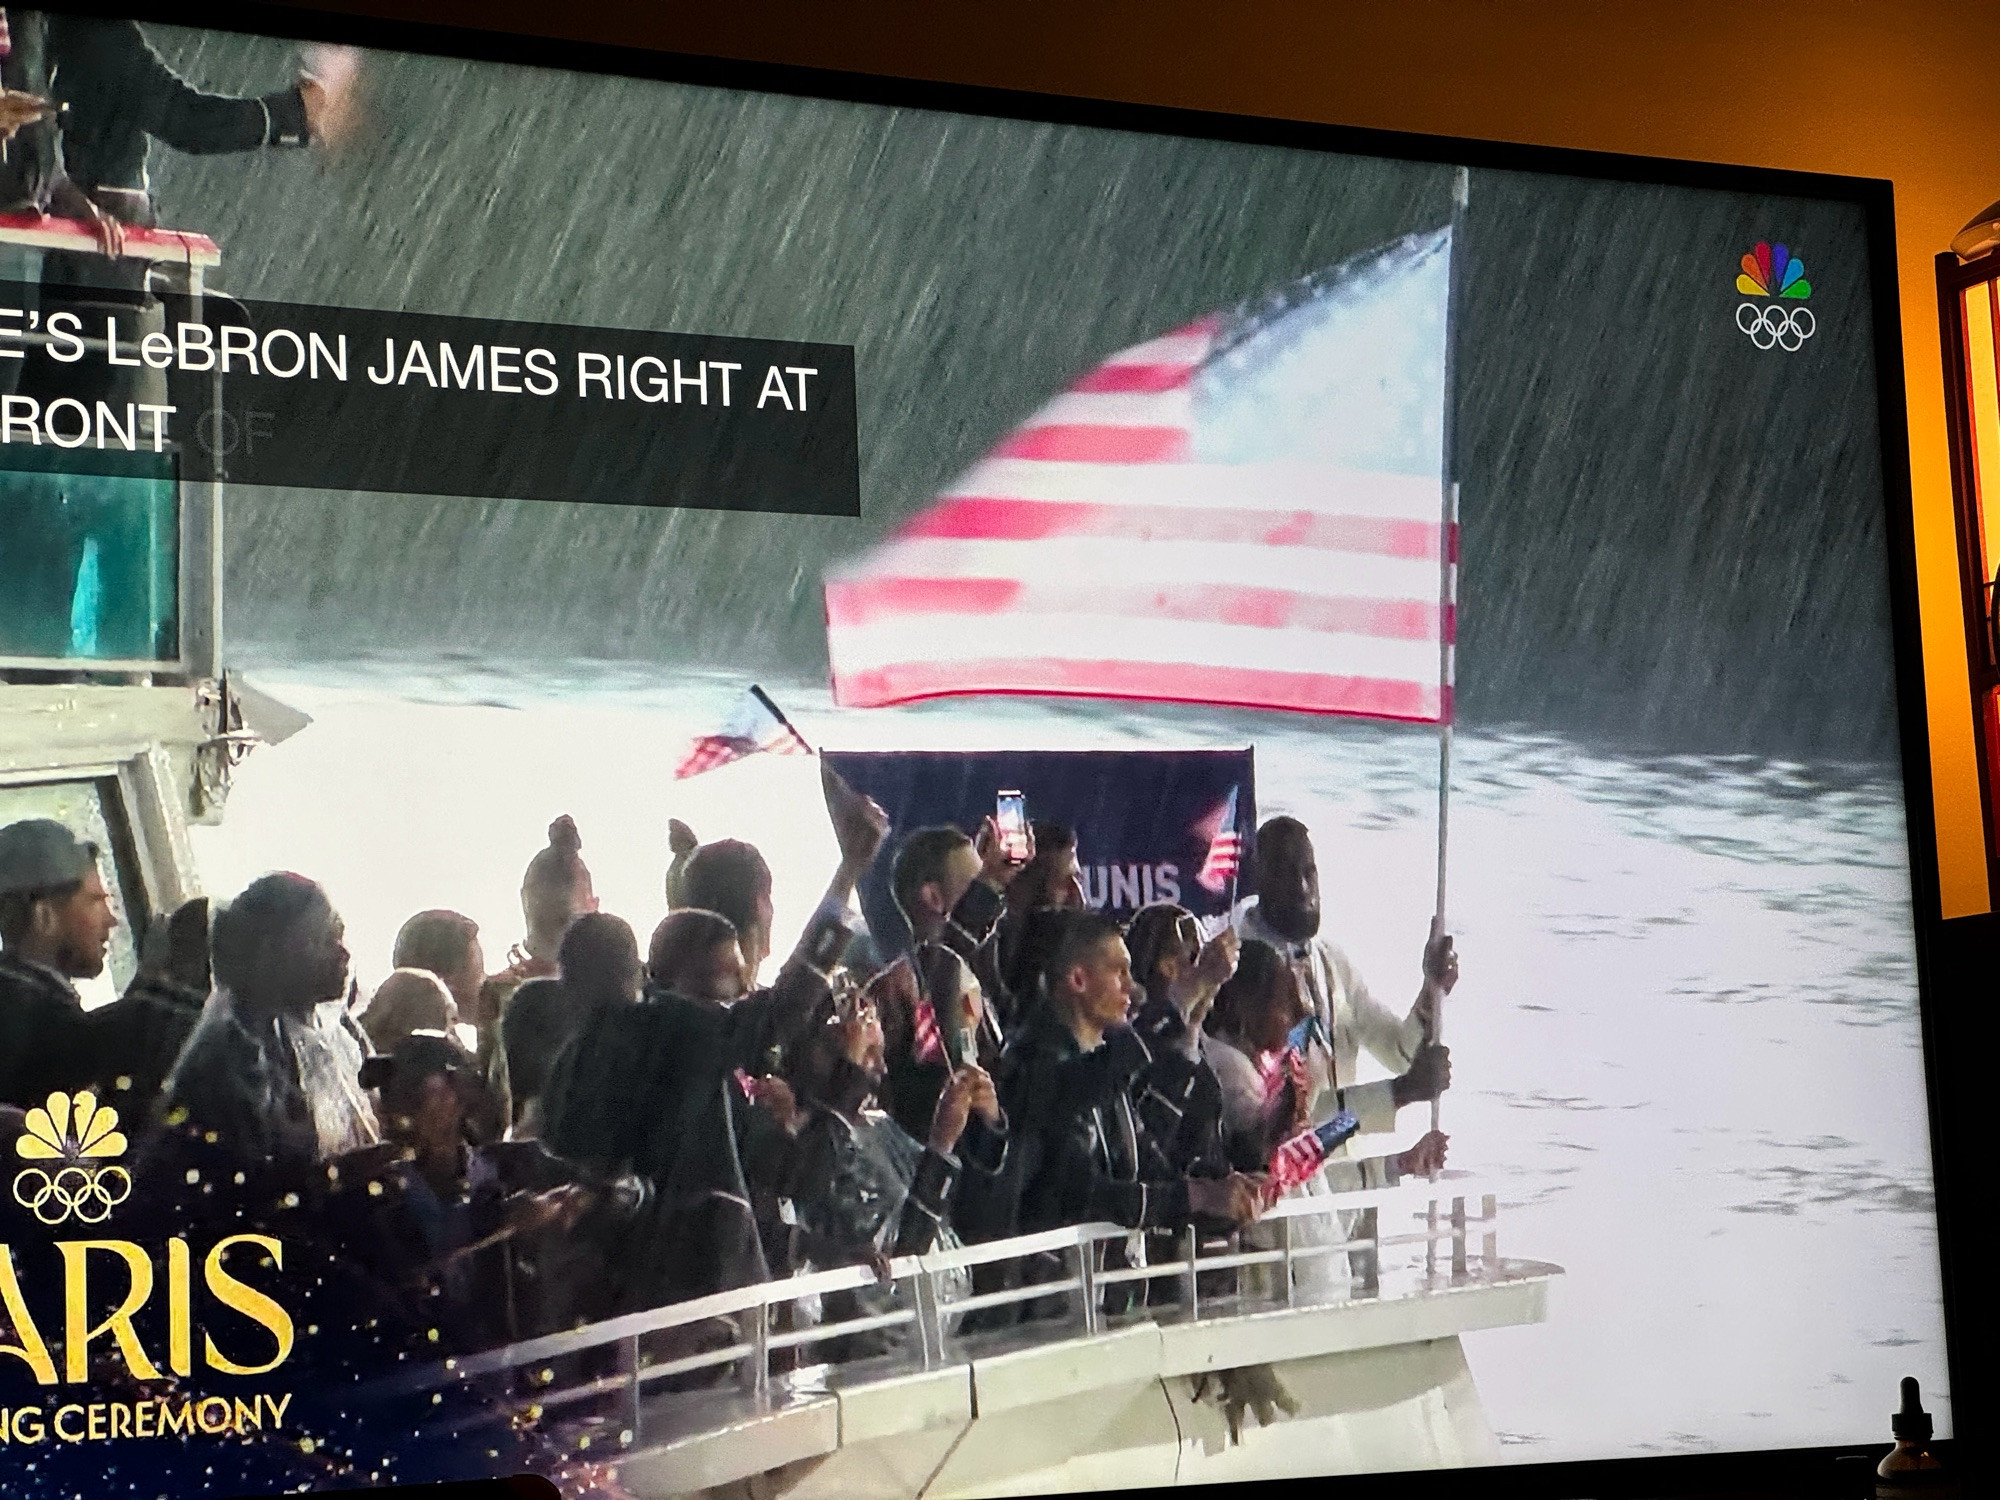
1891,1377 -> 1932,1443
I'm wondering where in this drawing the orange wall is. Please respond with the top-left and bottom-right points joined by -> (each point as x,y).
304,0 -> 2000,914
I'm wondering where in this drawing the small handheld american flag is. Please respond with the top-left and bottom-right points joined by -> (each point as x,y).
674,684 -> 814,780
1194,785 -> 1242,896
1266,1109 -> 1361,1195
910,998 -> 945,1066
1259,1044 -> 1307,1108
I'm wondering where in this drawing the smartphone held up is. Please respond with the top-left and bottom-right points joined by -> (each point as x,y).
995,789 -> 1030,865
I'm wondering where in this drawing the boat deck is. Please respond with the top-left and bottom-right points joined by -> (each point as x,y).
621,1254 -> 1559,1497
402,1176 -> 1563,1497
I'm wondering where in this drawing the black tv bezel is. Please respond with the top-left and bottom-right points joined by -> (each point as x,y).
85,1 -> 1959,1493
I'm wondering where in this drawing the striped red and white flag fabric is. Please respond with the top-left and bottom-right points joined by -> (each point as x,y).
1194,785 -> 1242,896
1259,1046 -> 1297,1108
910,997 -> 946,1066
674,684 -> 814,780
825,227 -> 1456,721
1267,1127 -> 1328,1195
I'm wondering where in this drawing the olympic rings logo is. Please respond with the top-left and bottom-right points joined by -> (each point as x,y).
1737,301 -> 1816,352
11,1164 -> 133,1226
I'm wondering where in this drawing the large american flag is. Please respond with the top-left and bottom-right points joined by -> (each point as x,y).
825,228 -> 1456,721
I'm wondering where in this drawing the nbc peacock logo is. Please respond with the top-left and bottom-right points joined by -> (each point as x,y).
1735,241 -> 1816,351
11,1090 -> 132,1227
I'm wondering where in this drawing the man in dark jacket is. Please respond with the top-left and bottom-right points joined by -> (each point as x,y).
779,993 -> 1004,1360
891,822 -> 1016,973
541,908 -> 811,1311
788,989 -> 1005,1266
540,769 -> 891,1310
0,10 -> 123,256
85,895 -> 209,1123
991,821 -> 1085,1012
0,818 -> 119,1109
872,817 -> 1030,1107
342,1031 -> 628,1352
153,872 -> 376,1173
28,13 -> 354,418
43,14 -> 347,226
980,909 -> 1263,1245
1124,905 -> 1248,1178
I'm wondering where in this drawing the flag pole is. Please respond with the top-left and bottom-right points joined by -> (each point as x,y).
1434,487 -> 1458,929
1430,166 -> 1469,1154
750,682 -> 816,754
1429,480 -> 1459,1141
1228,785 -> 1241,915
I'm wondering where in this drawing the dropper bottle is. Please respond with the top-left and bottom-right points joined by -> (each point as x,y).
1875,1377 -> 1954,1498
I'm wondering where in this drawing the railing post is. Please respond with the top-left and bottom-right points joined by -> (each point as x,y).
913,1267 -> 943,1371
1482,1193 -> 1498,1268
1074,1241 -> 1101,1335
1424,1198 -> 1438,1284
1282,1215 -> 1296,1307
1451,1196 -> 1468,1280
1355,1207 -> 1380,1297
743,1303 -> 771,1401
1182,1225 -> 1199,1318
620,1334 -> 642,1445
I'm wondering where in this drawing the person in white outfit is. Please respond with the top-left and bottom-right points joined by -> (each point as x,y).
1232,816 -> 1456,1137
1205,938 -> 1448,1302
1206,941 -> 1448,1194
1232,816 -> 1458,1293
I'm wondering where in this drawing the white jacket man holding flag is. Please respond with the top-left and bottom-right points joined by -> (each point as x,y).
1232,815 -> 1455,1138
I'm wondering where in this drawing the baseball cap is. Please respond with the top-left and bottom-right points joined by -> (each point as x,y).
0,820 -> 99,897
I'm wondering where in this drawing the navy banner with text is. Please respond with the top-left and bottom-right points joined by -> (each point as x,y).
823,747 -> 1257,956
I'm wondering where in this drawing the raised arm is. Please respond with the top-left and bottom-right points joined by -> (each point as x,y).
885,1066 -> 995,1258
939,816 -> 1024,961
815,762 -> 890,916
1316,1131 -> 1448,1192
1170,928 -> 1239,1040
1407,924 -> 1459,1047
744,765 -> 892,1064
54,18 -> 310,154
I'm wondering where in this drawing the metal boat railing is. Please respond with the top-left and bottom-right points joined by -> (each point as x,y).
0,211 -> 221,279
390,1174 -> 1522,1453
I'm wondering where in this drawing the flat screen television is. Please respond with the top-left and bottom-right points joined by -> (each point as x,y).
0,7 -> 1957,1499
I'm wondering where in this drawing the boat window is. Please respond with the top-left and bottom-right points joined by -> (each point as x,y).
0,456 -> 179,668
0,775 -> 145,1007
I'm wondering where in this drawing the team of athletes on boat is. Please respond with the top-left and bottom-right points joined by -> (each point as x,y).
0,775 -> 1456,1361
